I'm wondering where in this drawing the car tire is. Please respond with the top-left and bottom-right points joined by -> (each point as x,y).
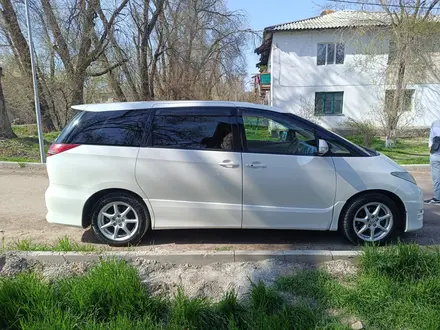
91,192 -> 150,247
340,193 -> 400,245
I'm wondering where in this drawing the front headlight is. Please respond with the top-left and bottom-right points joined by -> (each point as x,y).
391,172 -> 417,185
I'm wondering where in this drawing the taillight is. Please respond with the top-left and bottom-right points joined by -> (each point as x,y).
47,144 -> 80,156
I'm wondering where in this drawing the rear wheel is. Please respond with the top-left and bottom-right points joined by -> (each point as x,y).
91,192 -> 149,246
340,193 -> 399,244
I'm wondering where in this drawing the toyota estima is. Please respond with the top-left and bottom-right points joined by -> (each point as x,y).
45,101 -> 424,246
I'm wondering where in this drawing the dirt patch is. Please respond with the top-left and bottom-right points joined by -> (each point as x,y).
0,254 -> 357,301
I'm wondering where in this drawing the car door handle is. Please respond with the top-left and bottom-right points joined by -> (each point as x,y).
245,162 -> 267,169
218,160 -> 239,168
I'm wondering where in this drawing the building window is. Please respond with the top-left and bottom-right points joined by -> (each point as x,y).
317,43 -> 344,65
315,92 -> 344,115
384,89 -> 415,112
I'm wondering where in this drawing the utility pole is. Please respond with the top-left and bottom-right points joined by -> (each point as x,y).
24,0 -> 45,163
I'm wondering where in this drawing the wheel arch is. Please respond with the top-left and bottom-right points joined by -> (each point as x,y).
82,188 -> 153,229
336,189 -> 406,231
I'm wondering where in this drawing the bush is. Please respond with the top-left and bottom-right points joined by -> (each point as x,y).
344,118 -> 377,147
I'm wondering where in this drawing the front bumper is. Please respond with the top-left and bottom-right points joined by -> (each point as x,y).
403,186 -> 424,232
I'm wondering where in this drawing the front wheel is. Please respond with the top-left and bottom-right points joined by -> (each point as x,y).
340,193 -> 399,244
91,192 -> 150,246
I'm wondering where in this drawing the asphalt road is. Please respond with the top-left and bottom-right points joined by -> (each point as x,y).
0,167 -> 439,251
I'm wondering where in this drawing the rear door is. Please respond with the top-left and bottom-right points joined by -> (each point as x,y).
135,107 -> 243,229
240,108 -> 337,230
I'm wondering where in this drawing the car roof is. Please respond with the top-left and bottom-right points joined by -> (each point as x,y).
71,100 -> 286,113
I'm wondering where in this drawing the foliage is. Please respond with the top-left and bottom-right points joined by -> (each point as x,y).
276,243 -> 440,330
346,135 -> 429,164
3,244 -> 440,329
0,125 -> 59,162
344,117 -> 376,146
0,0 -> 253,133
7,236 -> 97,252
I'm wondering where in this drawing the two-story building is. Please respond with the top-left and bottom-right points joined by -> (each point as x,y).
255,10 -> 440,130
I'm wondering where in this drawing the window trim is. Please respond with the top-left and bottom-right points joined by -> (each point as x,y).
315,92 -> 344,116
238,108 -> 319,156
147,107 -> 241,152
317,43 -> 345,66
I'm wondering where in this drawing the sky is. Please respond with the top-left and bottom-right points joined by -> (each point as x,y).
227,0 -> 328,81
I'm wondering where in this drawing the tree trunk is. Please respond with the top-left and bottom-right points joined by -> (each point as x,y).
71,74 -> 86,106
0,0 -> 55,131
0,67 -> 16,138
103,54 -> 126,102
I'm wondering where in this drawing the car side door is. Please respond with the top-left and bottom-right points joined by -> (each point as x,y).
135,106 -> 243,229
240,108 -> 337,230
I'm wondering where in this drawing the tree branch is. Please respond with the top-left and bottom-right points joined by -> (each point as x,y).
87,59 -> 128,77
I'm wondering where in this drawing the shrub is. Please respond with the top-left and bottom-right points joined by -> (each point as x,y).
344,118 -> 377,146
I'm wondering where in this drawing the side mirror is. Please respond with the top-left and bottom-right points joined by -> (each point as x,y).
318,139 -> 329,155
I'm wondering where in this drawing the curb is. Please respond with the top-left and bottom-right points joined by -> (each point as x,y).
402,164 -> 429,171
0,161 -> 46,169
4,250 -> 361,266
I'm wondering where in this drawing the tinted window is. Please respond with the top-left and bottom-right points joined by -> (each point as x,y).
242,111 -> 317,155
152,115 -> 234,151
56,110 -> 146,147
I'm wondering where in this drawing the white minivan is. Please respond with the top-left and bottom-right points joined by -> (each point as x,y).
45,101 -> 424,246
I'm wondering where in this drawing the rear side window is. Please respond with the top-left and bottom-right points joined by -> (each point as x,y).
56,110 -> 147,147
152,115 -> 234,151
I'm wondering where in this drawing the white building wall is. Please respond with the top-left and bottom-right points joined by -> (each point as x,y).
270,29 -> 440,129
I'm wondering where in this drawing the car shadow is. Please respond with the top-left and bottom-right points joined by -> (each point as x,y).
81,228 -> 361,251
80,211 -> 439,250
80,203 -> 440,250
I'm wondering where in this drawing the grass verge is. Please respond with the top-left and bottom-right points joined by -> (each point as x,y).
0,125 -> 59,162
276,243 -> 440,330
2,243 -> 439,329
3,236 -> 97,252
347,136 -> 429,164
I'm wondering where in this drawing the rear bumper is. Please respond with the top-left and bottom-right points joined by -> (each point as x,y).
45,184 -> 90,228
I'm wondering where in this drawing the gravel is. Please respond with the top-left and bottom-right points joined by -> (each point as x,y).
0,253 -> 357,301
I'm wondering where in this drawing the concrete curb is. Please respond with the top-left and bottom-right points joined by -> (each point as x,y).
0,161 -> 46,169
5,250 -> 361,266
402,164 -> 430,171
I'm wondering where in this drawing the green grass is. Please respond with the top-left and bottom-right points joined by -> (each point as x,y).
347,136 -> 429,164
0,124 -> 59,162
0,259 -> 349,330
214,246 -> 233,252
276,243 -> 440,330
6,236 -> 97,252
3,244 -> 439,329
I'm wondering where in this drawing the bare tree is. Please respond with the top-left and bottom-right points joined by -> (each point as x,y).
0,66 -> 15,138
0,0 -> 251,134
0,0 -> 55,130
332,0 -> 440,146
40,0 -> 130,105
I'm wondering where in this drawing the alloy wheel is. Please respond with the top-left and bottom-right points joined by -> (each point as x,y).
353,202 -> 393,242
97,202 -> 139,242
